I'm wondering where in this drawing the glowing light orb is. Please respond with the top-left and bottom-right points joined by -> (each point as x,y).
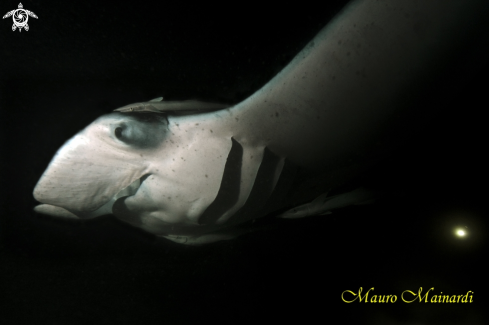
455,228 -> 466,237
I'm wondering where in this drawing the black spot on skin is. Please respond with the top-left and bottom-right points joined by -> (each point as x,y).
347,52 -> 350,56
338,40 -> 342,45
205,174 -> 208,178
275,112 -> 279,117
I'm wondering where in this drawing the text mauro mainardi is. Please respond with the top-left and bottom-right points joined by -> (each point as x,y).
342,287 -> 474,303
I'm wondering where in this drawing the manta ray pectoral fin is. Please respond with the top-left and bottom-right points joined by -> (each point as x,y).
277,191 -> 331,219
281,187 -> 378,217
312,191 -> 330,205
277,187 -> 377,218
276,203 -> 315,219
160,227 -> 249,246
34,204 -> 79,219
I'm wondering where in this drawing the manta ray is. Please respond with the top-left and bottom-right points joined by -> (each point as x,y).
33,0 -> 486,245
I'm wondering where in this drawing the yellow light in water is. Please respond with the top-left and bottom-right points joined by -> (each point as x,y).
455,228 -> 466,237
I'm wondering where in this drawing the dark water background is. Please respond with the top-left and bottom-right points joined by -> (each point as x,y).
1,1 -> 488,324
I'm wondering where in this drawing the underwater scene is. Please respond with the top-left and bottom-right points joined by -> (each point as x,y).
1,1 -> 488,324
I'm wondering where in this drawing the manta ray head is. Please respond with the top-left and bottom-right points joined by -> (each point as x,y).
33,110 -> 240,234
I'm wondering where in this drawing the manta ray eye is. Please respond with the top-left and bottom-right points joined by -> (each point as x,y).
113,123 -> 150,146
111,117 -> 166,148
114,126 -> 124,140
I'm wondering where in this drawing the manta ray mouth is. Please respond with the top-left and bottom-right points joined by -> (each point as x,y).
79,174 -> 149,218
34,174 -> 149,220
114,174 -> 147,201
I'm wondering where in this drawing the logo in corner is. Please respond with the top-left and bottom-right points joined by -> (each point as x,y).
3,3 -> 38,32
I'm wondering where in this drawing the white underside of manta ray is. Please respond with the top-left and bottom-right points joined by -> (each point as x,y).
33,0 -> 487,245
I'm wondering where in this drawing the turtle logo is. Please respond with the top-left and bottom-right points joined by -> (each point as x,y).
3,3 -> 38,32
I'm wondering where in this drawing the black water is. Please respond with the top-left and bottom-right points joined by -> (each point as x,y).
1,1 -> 488,324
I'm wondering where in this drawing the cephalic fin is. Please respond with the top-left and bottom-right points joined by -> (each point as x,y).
148,97 -> 163,102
